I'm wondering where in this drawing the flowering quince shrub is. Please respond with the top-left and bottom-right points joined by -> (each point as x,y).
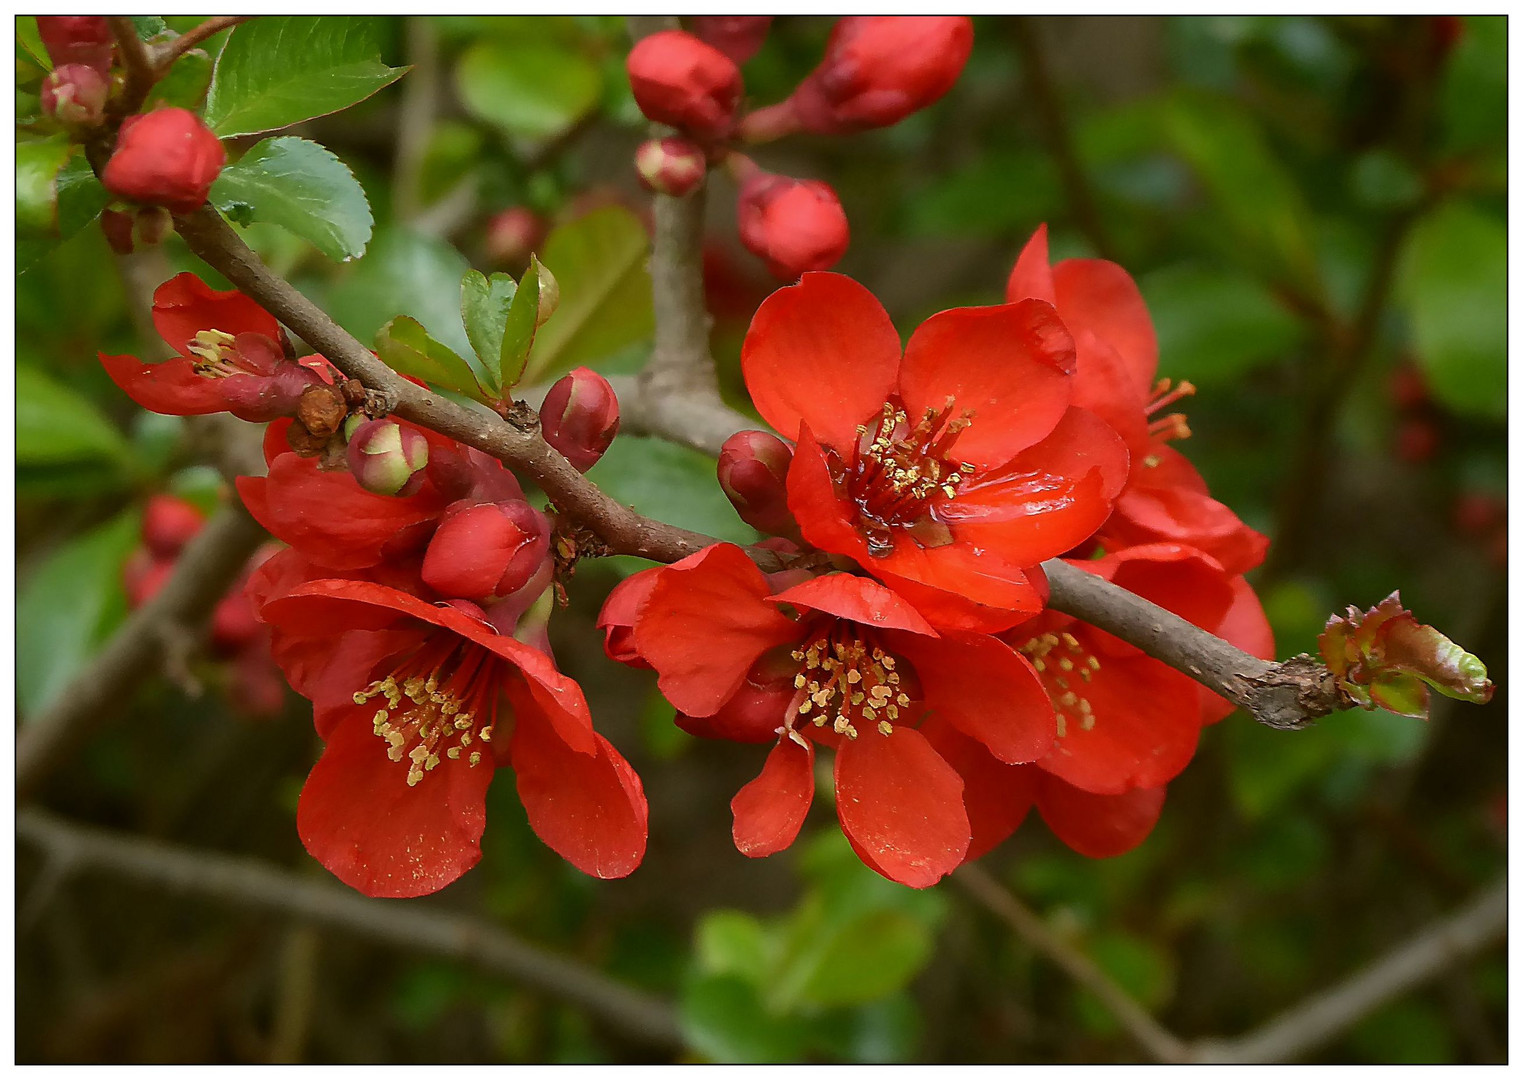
18,14 -> 1504,1064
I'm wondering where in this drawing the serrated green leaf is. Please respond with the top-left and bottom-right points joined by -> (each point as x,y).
145,47 -> 214,110
459,269 -> 515,397
1399,201 -> 1505,421
210,136 -> 373,261
204,16 -> 407,137
455,39 -> 601,141
524,206 -> 653,383
375,316 -> 489,402
19,509 -> 141,717
500,256 -> 541,389
17,365 -> 130,467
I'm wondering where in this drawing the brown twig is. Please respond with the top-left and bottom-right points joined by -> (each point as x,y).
16,809 -> 686,1053
154,15 -> 249,70
106,16 -> 157,117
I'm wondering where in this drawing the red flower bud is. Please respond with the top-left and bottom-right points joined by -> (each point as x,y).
102,107 -> 226,215
626,29 -> 742,141
634,137 -> 708,197
211,591 -> 262,653
541,367 -> 620,472
123,551 -> 176,609
787,16 -> 973,135
421,500 -> 552,602
736,171 -> 850,280
143,493 -> 207,558
100,208 -> 136,254
718,430 -> 797,536
691,16 -> 773,66
486,206 -> 546,267
100,206 -> 174,254
37,16 -> 113,75
41,63 -> 109,128
345,419 -> 431,497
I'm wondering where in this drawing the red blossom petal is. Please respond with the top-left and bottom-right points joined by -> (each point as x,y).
919,715 -> 1037,861
1088,544 -> 1236,652
732,736 -> 815,857
874,567 -> 1048,634
1108,447 -> 1269,576
634,544 -> 802,717
151,272 -> 281,356
895,631 -> 1055,764
597,567 -> 662,667
296,630 -> 420,738
785,424 -> 874,563
741,272 -> 901,448
867,539 -> 1049,621
509,705 -> 648,879
1036,773 -> 1165,858
296,711 -> 494,898
1005,224 -> 1056,306
99,352 -> 232,415
1053,257 -> 1159,391
770,573 -> 938,636
897,299 -> 1074,467
938,466 -> 1112,570
834,727 -> 969,888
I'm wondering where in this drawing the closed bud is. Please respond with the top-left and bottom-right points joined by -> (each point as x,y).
41,63 -> 109,128
541,367 -> 620,472
691,16 -> 773,66
535,262 -> 560,328
719,430 -> 797,536
787,16 -> 973,135
123,550 -> 175,609
102,107 -> 226,215
486,206 -> 545,267
736,170 -> 850,280
634,137 -> 707,197
345,418 -> 430,496
37,16 -> 113,74
100,208 -> 135,254
626,29 -> 742,141
421,500 -> 552,601
143,493 -> 206,558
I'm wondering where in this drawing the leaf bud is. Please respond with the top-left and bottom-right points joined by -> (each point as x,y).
541,367 -> 620,472
535,261 -> 560,328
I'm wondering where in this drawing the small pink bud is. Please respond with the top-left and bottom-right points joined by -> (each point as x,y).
41,63 -> 109,128
736,170 -> 850,280
486,206 -> 546,267
634,137 -> 708,197
541,367 -> 620,472
102,108 -> 226,215
37,16 -> 113,75
718,430 -> 796,536
690,16 -> 773,66
421,500 -> 551,601
345,419 -> 430,496
626,29 -> 742,141
143,494 -> 206,558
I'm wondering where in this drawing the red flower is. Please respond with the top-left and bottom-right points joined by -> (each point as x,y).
626,29 -> 742,141
259,572 -> 647,897
102,107 -> 226,215
691,16 -> 773,65
100,273 -> 330,423
736,171 -> 851,280
605,543 -> 1057,888
1007,226 -> 1268,575
742,272 -> 1128,631
786,17 -> 974,135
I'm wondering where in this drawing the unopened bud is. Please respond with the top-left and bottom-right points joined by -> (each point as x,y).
690,16 -> 773,66
786,16 -> 973,135
486,206 -> 545,267
718,430 -> 796,536
626,29 -> 742,141
37,16 -> 113,74
123,550 -> 175,609
100,208 -> 135,254
635,137 -> 707,197
99,206 -> 174,254
143,494 -> 206,558
535,262 -> 560,328
41,63 -> 109,128
736,170 -> 850,280
102,107 -> 226,215
345,418 -> 430,496
421,500 -> 551,601
541,367 -> 620,472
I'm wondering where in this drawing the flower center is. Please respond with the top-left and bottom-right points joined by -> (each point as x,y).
352,634 -> 501,787
789,630 -> 912,740
1143,378 -> 1194,464
186,328 -> 282,380
846,398 -> 976,555
1018,630 -> 1102,738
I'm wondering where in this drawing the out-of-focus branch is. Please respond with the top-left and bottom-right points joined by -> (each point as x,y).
957,862 -> 1507,1063
392,16 -> 439,223
16,809 -> 686,1053
16,500 -> 269,800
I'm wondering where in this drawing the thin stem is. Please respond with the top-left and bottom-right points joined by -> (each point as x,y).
106,16 -> 156,117
155,15 -> 249,69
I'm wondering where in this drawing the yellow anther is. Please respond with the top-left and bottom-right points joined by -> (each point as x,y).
469,751 -> 482,766
878,720 -> 894,736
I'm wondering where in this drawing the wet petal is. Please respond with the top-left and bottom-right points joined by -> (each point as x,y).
771,572 -> 937,636
732,736 -> 815,857
1053,257 -> 1158,390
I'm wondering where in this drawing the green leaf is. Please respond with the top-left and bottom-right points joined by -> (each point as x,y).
203,16 -> 408,137
459,269 -> 515,397
374,316 -> 490,402
130,15 -> 170,40
210,136 -> 373,261
17,365 -> 130,467
1140,263 -> 1303,385
16,135 -> 71,235
695,910 -> 771,986
1439,16 -> 1505,154
500,256 -> 542,389
679,975 -> 805,1064
583,437 -> 755,546
455,39 -> 601,142
1074,932 -> 1174,1036
324,227 -> 473,357
777,906 -> 935,1009
18,150 -> 111,273
1399,201 -> 1505,421
17,16 -> 49,71
18,510 -> 141,717
145,47 -> 214,110
525,206 -> 654,383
